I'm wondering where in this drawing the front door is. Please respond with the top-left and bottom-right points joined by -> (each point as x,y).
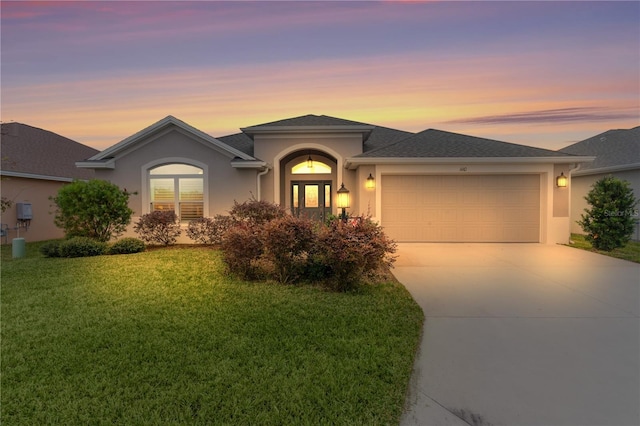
292,181 -> 332,221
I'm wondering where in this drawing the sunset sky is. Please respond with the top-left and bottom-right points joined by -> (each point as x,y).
1,1 -> 638,151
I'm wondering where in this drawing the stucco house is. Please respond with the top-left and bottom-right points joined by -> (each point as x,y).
560,126 -> 640,241
1,122 -> 99,242
77,114 -> 594,244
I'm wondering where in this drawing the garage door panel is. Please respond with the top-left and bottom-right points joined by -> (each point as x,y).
382,175 -> 540,242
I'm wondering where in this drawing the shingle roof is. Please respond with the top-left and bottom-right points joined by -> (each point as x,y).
243,114 -> 373,128
559,126 -> 640,172
356,128 -> 577,158
217,132 -> 254,156
363,126 -> 414,153
1,122 -> 99,180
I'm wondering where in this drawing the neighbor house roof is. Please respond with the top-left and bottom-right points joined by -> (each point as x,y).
559,126 -> 640,175
0,122 -> 98,182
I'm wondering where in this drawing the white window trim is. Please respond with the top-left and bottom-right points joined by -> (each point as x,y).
141,157 -> 209,219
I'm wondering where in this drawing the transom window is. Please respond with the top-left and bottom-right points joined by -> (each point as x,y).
149,163 -> 203,222
291,160 -> 331,174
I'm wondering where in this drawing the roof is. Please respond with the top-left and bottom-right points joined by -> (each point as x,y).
218,132 -> 254,156
240,114 -> 375,140
78,115 -> 255,169
243,114 -> 373,128
355,128 -> 579,158
559,126 -> 640,175
0,122 -> 99,181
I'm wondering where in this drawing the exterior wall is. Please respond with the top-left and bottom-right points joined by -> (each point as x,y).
570,169 -> 640,240
370,162 -> 574,244
254,133 -> 362,215
0,177 -> 66,243
94,127 -> 257,242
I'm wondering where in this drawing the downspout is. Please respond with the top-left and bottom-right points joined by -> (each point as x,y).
256,166 -> 271,201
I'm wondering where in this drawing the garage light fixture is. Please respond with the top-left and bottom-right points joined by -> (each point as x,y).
366,173 -> 375,190
556,172 -> 567,188
337,183 -> 350,221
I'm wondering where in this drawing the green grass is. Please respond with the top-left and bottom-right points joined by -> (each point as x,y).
1,243 -> 423,425
569,233 -> 640,263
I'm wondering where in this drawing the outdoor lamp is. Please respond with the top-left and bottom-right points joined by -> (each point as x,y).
556,172 -> 567,188
366,173 -> 375,190
336,183 -> 350,221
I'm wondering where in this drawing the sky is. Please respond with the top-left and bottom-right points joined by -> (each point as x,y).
1,1 -> 638,151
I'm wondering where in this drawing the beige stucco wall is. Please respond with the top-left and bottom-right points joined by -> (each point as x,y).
0,177 -> 66,243
570,169 -> 640,240
253,133 -> 361,215
94,127 -> 259,242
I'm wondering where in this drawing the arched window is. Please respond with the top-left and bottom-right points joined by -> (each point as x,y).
291,160 -> 332,174
149,163 -> 203,222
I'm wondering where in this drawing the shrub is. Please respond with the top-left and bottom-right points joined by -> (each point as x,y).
58,237 -> 107,258
262,215 -> 315,283
186,215 -> 233,245
134,210 -> 181,246
578,176 -> 638,251
229,199 -> 287,228
220,223 -> 263,279
40,240 -> 63,258
312,217 -> 397,292
108,237 -> 146,255
51,180 -> 133,242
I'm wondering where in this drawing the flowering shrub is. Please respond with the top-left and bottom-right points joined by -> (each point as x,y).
134,210 -> 181,246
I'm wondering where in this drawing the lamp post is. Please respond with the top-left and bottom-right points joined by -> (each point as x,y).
336,183 -> 350,222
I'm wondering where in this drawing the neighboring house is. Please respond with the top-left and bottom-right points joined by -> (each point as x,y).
560,126 -> 640,241
1,122 -> 99,243
77,114 -> 593,244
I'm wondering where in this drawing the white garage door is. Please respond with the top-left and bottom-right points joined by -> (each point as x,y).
381,175 -> 540,242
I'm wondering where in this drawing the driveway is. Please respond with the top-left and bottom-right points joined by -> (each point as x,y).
395,243 -> 640,426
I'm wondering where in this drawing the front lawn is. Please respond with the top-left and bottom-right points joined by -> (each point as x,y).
1,244 -> 423,425
569,233 -> 640,263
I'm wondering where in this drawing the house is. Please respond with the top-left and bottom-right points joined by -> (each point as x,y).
560,126 -> 640,241
1,122 -> 99,242
77,114 -> 594,244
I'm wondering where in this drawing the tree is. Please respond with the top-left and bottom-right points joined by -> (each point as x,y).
577,176 -> 638,251
52,179 -> 134,242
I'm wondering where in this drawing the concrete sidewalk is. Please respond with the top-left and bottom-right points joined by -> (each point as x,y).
395,243 -> 640,426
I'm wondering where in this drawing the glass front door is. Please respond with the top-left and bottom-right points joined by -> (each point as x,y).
292,181 -> 332,221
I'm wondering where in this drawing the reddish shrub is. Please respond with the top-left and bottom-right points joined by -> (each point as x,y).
220,223 -> 264,279
262,215 -> 315,283
133,210 -> 181,246
186,215 -> 233,245
229,199 -> 287,228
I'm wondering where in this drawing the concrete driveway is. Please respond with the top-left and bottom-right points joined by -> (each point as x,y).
395,243 -> 640,426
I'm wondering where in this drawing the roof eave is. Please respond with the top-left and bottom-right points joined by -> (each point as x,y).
230,159 -> 269,169
344,156 -> 596,170
241,125 -> 375,140
76,159 -> 116,169
572,162 -> 640,177
0,170 -> 76,182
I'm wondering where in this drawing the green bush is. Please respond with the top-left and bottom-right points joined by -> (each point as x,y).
134,210 -> 181,245
58,237 -> 107,258
51,180 -> 133,242
578,176 -> 638,251
40,240 -> 63,258
108,237 -> 146,255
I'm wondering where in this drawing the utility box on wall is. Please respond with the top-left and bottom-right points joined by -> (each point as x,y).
16,203 -> 33,220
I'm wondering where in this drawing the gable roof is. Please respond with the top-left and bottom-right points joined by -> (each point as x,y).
559,126 -> 640,175
244,114 -> 373,128
78,115 -> 255,169
1,122 -> 98,181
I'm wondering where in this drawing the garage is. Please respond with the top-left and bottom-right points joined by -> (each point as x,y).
381,174 -> 540,242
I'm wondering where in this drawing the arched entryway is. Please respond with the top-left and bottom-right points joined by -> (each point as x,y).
279,149 -> 337,221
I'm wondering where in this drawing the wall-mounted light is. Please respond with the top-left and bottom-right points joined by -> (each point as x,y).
366,173 -> 375,190
556,172 -> 567,188
336,183 -> 350,221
